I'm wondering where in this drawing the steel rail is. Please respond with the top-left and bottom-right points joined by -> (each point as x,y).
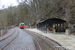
24,30 -> 42,50
0,29 -> 19,50
25,30 -> 56,50
0,29 -> 16,42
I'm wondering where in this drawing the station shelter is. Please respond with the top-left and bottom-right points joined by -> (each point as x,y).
37,18 -> 67,33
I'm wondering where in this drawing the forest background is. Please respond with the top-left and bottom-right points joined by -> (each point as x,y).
0,0 -> 75,29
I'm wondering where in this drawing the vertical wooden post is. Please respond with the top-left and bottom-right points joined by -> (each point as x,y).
52,24 -> 53,33
63,23 -> 64,32
60,23 -> 61,32
57,24 -> 58,32
46,22 -> 47,34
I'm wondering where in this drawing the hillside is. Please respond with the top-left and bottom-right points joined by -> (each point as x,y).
0,0 -> 75,28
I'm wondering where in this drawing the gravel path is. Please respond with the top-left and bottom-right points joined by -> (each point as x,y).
3,28 -> 36,50
26,28 -> 75,50
0,29 -> 17,48
0,29 -> 14,40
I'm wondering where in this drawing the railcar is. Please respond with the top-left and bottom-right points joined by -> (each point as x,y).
19,23 -> 24,29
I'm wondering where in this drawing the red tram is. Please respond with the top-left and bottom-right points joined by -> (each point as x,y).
19,23 -> 24,29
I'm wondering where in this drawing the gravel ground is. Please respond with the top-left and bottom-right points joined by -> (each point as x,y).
25,30 -> 65,50
0,29 -> 17,48
0,28 -> 15,40
3,28 -> 36,50
26,28 -> 75,50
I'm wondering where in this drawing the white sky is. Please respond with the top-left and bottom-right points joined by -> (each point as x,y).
0,0 -> 19,9
0,0 -> 32,10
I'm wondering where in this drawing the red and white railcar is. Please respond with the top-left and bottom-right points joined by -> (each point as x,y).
19,23 -> 24,29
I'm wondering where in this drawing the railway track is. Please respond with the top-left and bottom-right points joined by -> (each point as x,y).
25,30 -> 67,50
0,29 -> 19,50
0,29 -> 16,42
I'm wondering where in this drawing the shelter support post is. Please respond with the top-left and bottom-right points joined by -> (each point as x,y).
46,22 -> 47,34
63,23 -> 64,32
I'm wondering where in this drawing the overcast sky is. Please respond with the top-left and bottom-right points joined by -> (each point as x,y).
0,0 -> 32,10
0,0 -> 19,9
